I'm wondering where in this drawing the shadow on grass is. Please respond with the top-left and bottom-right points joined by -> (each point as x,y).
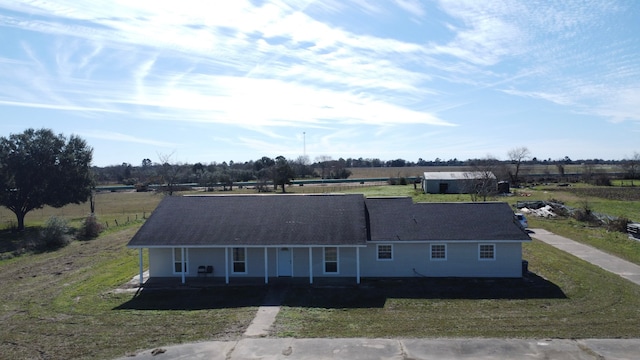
114,272 -> 565,310
114,286 -> 271,310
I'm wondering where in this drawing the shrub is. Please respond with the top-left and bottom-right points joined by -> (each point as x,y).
77,214 -> 104,240
605,217 -> 631,233
40,216 -> 71,249
573,208 -> 599,224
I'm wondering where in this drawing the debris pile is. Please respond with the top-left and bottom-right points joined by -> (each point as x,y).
515,201 -> 564,218
516,200 -> 633,236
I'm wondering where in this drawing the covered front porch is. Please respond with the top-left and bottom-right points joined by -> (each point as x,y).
134,245 -> 366,286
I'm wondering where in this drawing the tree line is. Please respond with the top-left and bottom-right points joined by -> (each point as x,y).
92,150 -> 637,189
1,129 -> 639,232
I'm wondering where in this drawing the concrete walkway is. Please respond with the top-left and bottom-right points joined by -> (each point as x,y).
243,285 -> 287,337
530,228 -> 640,286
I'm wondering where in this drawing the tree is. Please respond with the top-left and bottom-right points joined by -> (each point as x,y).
507,147 -> 531,186
157,152 -> 182,195
315,155 -> 332,179
464,157 -> 499,201
0,128 -> 93,231
622,152 -> 640,186
292,155 -> 311,178
273,156 -> 295,193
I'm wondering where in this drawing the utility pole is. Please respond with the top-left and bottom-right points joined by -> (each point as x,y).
303,132 -> 306,157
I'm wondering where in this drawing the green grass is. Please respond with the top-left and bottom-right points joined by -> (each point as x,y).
0,225 -> 262,360
0,190 -> 164,230
2,184 -> 640,358
274,239 -> 640,338
529,217 -> 640,265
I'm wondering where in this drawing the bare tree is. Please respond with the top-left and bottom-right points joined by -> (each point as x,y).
507,147 -> 531,186
464,157 -> 499,201
315,155 -> 332,179
292,155 -> 311,178
157,152 -> 181,196
622,152 -> 640,186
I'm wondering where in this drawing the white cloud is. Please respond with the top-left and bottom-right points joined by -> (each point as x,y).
0,0 -> 638,166
80,130 -> 178,147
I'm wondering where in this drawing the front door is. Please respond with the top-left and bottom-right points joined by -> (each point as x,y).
278,248 -> 292,277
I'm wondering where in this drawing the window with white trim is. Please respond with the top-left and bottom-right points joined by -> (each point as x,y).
173,248 -> 189,273
430,244 -> 447,260
377,244 -> 393,261
233,247 -> 247,273
479,244 -> 495,260
324,247 -> 338,273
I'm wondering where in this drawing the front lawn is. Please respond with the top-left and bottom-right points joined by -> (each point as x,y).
0,225 -> 263,360
274,239 -> 640,338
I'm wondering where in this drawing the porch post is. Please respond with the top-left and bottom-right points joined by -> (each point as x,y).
264,247 -> 269,284
181,247 -> 185,284
308,247 -> 313,285
138,248 -> 144,285
356,247 -> 361,284
224,247 -> 229,284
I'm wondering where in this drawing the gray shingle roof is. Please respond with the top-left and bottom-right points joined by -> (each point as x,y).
128,194 -> 530,248
365,198 -> 530,241
127,194 -> 368,247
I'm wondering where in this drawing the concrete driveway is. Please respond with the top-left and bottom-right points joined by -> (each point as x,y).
118,338 -> 640,360
529,228 -> 640,286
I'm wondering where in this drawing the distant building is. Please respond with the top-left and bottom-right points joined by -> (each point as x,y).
422,171 -> 496,194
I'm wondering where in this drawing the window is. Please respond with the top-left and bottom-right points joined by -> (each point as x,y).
479,244 -> 495,260
377,244 -> 393,261
430,244 -> 447,260
324,247 -> 338,273
233,247 -> 247,273
173,248 -> 189,273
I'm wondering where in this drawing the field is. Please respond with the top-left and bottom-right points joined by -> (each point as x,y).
346,164 -> 622,179
0,190 -> 163,231
1,183 -> 640,359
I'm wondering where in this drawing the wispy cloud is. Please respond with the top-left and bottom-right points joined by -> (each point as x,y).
0,0 -> 638,166
80,130 -> 178,147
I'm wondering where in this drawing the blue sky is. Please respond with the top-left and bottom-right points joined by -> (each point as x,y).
0,0 -> 638,167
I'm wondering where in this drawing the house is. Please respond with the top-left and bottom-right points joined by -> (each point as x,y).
422,171 -> 497,194
127,194 -> 530,285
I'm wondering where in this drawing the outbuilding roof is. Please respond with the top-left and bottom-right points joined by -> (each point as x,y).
422,171 -> 496,180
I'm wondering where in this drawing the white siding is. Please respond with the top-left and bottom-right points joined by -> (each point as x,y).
148,248 -> 173,277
